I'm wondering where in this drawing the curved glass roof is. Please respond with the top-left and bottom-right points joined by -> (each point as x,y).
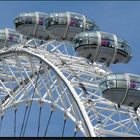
15,12 -> 48,18
44,11 -> 99,31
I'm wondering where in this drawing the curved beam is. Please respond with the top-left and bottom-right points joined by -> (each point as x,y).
0,49 -> 95,137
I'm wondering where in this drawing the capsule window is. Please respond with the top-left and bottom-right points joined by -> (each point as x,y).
69,17 -> 84,28
24,17 -> 36,24
117,37 -> 129,53
94,25 -> 100,31
130,75 -> 140,83
15,17 -> 25,27
122,43 -> 126,51
135,82 -> 140,90
9,30 -> 16,34
118,42 -> 126,51
106,74 -> 116,80
88,37 -> 98,45
85,18 -> 96,31
44,18 -> 51,27
59,17 -> 67,25
19,13 -> 25,17
58,13 -> 66,17
38,17 -> 44,26
70,13 -> 83,20
38,13 -> 48,18
100,81 -> 107,92
117,80 -> 127,88
50,13 -> 58,17
86,22 -> 94,31
15,16 -> 36,25
49,17 -> 58,25
101,38 -> 114,48
79,32 -> 88,38
107,80 -> 116,89
74,38 -> 82,46
8,34 -> 20,43
24,13 -> 33,17
81,37 -> 88,44
0,33 -> 6,40
101,39 -> 110,47
116,74 -> 126,80
124,45 -> 131,55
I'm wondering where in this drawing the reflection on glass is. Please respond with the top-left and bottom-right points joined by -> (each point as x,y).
59,17 -> 67,25
38,18 -> 44,26
38,12 -> 48,18
107,80 -> 116,88
136,83 -> 140,90
116,74 -> 126,80
8,34 -> 21,43
0,33 -> 6,40
88,37 -> 98,45
100,32 -> 114,48
69,17 -> 84,28
106,74 -> 116,80
86,19 -> 96,31
78,38 -> 83,45
44,18 -> 51,28
82,37 -> 88,44
101,32 -> 113,39
117,36 -> 131,55
86,22 -> 94,31
47,16 -> 67,26
117,80 -> 127,88
130,74 -> 140,83
100,81 -> 107,92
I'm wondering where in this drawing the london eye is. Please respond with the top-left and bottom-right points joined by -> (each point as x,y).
0,8 -> 140,137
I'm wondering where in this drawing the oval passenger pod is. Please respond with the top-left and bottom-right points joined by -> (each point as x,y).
99,73 -> 140,111
73,31 -> 132,65
14,12 -> 49,40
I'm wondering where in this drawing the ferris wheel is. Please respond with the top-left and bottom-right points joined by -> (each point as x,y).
0,11 -> 140,137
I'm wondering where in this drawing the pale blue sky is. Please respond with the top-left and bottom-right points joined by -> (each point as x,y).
0,1 -> 140,136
